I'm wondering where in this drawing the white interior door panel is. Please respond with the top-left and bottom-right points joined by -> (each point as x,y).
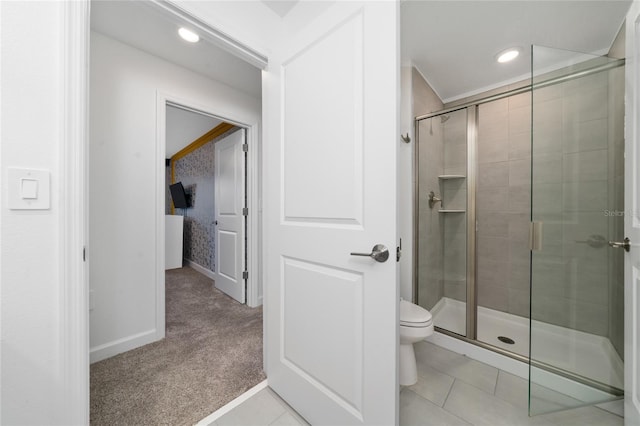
215,129 -> 245,303
263,2 -> 399,424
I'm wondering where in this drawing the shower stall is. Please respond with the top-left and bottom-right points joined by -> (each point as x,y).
414,46 -> 625,414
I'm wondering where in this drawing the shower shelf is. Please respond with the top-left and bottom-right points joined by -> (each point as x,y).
438,175 -> 466,180
439,209 -> 465,213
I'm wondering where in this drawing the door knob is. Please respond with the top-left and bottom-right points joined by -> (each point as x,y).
608,237 -> 631,252
350,244 -> 389,263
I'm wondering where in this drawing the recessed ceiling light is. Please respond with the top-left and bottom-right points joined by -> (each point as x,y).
178,27 -> 199,43
497,48 -> 520,63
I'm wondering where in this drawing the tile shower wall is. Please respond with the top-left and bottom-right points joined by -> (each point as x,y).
441,111 -> 467,303
476,93 -> 531,318
417,117 -> 444,310
416,106 -> 468,310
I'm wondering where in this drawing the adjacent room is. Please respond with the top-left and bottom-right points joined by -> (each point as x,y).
87,2 -> 264,424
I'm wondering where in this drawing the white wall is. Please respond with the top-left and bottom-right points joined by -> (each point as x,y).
89,32 -> 261,362
0,1 -> 70,424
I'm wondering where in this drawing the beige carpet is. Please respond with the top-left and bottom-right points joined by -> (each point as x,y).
90,267 -> 265,426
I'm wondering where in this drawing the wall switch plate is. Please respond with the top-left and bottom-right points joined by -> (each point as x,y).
8,168 -> 51,210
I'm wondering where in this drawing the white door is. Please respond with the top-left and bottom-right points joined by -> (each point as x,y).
214,129 -> 245,303
625,3 -> 640,424
264,2 -> 398,425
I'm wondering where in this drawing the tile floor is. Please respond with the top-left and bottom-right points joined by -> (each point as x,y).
204,341 -> 624,426
207,387 -> 309,426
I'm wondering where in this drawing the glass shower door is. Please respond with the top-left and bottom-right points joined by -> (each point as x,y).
529,45 -> 625,415
416,108 -> 469,337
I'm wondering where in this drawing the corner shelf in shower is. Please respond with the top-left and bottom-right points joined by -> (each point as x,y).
438,209 -> 465,213
438,175 -> 466,180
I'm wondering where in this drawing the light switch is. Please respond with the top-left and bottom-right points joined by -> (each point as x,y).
21,179 -> 38,199
8,168 -> 50,210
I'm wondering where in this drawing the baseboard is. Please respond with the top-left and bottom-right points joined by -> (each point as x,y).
195,380 -> 268,425
186,259 -> 216,281
90,329 -> 159,364
248,295 -> 263,308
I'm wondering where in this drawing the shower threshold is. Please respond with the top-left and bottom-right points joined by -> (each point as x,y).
430,297 -> 623,390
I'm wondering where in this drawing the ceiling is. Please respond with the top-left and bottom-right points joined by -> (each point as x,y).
90,0 -> 262,98
92,1 -> 631,106
401,1 -> 632,103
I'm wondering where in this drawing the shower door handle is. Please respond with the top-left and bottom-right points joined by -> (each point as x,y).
608,237 -> 631,252
350,244 -> 390,263
529,222 -> 543,251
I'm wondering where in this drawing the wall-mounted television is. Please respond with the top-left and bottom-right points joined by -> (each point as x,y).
169,182 -> 189,209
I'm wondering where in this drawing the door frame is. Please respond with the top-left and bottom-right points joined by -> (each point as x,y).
61,0 -> 90,423
625,1 -> 640,424
156,93 -> 262,340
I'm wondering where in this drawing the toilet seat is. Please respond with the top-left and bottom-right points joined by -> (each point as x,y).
401,319 -> 433,328
400,299 -> 433,328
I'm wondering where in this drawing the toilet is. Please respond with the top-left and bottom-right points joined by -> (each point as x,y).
400,299 -> 433,386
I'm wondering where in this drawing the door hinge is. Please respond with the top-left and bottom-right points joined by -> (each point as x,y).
396,238 -> 402,262
243,271 -> 249,280
242,143 -> 248,152
242,207 -> 248,216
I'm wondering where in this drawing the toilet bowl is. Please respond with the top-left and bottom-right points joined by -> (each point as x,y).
400,299 -> 433,386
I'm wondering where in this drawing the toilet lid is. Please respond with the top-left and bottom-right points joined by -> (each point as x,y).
400,300 -> 433,327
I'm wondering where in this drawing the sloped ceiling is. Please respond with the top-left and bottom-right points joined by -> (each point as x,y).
166,106 -> 222,158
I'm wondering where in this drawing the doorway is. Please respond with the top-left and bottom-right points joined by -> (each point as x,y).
87,1 -> 265,423
165,103 -> 249,304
